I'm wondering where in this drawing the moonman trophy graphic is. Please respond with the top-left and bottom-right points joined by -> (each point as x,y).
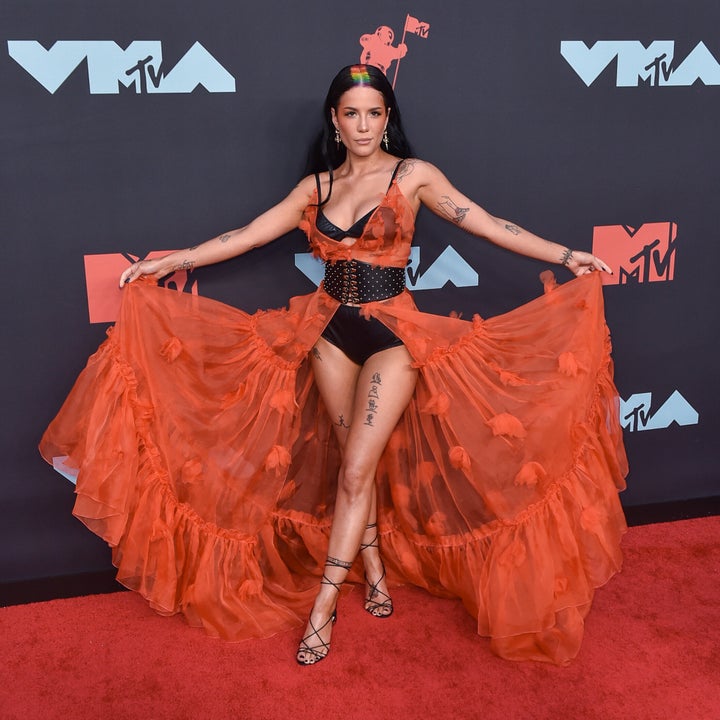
358,14 -> 430,87
359,26 -> 407,75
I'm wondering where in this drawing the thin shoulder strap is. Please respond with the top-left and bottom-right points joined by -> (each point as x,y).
314,170 -> 334,206
388,159 -> 404,188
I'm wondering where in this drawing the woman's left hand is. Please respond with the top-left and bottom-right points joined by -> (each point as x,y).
563,250 -> 613,277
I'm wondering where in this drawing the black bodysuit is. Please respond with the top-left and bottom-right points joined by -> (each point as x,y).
317,165 -> 405,365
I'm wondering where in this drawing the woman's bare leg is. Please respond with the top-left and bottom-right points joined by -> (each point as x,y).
359,492 -> 393,616
298,338 -> 417,663
312,340 -> 391,616
310,337 -> 359,451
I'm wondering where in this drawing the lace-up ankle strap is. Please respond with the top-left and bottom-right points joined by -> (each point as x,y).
321,556 -> 353,594
359,523 -> 379,553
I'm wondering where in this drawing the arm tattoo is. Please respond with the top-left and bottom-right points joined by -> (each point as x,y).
218,233 -> 231,243
188,244 -> 199,251
504,224 -> 521,236
395,159 -> 416,183
438,195 -> 469,225
311,347 -> 322,362
336,414 -> 350,428
173,259 -> 195,272
560,248 -> 574,266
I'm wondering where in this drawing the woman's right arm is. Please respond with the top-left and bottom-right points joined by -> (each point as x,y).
119,176 -> 316,287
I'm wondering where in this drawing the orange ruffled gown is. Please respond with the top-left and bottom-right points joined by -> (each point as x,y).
40,178 -> 628,664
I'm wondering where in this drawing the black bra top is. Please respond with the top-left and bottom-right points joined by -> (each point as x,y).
316,206 -> 377,240
314,160 -> 403,241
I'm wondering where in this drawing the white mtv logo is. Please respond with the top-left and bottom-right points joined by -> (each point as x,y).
560,41 -> 720,87
294,245 -> 479,290
620,391 -> 699,432
7,40 -> 236,94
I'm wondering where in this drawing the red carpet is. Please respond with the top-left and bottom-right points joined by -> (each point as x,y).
2,516 -> 719,720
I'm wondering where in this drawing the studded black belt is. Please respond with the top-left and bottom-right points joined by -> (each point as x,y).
323,259 -> 406,304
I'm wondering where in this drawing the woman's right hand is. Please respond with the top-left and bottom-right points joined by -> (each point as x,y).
119,256 -> 173,288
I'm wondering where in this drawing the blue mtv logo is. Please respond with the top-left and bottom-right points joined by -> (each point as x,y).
620,391 -> 699,432
294,245 -> 479,290
7,40 -> 236,94
560,40 -> 720,87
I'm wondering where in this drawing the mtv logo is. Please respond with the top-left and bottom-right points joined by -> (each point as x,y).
560,40 -> 720,87
84,251 -> 197,324
405,246 -> 478,290
293,245 -> 478,291
592,222 -> 677,286
8,41 -> 236,95
619,391 -> 699,432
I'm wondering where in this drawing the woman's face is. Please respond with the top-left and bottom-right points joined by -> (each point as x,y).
331,86 -> 389,157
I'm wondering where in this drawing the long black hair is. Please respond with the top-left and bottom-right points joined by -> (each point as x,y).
303,64 -> 414,176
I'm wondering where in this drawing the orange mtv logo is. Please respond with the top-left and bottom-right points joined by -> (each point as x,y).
592,222 -> 677,286
84,251 -> 197,324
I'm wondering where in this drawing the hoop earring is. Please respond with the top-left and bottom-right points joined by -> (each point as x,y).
335,129 -> 341,149
383,128 -> 389,150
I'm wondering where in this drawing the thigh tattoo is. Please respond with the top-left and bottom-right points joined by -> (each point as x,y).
364,372 -> 382,427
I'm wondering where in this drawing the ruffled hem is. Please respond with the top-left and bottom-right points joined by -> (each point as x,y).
39,273 -> 627,663
274,325 -> 626,665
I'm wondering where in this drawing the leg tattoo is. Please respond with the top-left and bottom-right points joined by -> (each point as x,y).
364,372 -> 382,427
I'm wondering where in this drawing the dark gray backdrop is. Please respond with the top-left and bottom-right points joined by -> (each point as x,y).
2,0 -> 718,583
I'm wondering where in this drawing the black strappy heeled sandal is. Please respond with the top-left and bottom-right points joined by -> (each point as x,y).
359,523 -> 394,618
296,556 -> 352,666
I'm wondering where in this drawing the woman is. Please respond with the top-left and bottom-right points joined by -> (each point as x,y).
41,64 -> 627,666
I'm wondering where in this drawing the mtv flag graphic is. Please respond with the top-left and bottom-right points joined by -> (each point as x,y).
592,222 -> 677,285
404,15 -> 430,38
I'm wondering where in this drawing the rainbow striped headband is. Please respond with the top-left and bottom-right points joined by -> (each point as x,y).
350,65 -> 371,85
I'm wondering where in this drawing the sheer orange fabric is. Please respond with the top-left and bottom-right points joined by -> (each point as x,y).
40,177 -> 627,664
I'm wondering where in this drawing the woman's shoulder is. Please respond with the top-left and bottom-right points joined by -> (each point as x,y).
395,158 -> 445,190
293,173 -> 324,203
297,172 -> 323,190
297,170 -> 331,200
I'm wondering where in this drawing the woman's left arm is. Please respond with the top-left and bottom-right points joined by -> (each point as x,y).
406,160 -> 611,277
